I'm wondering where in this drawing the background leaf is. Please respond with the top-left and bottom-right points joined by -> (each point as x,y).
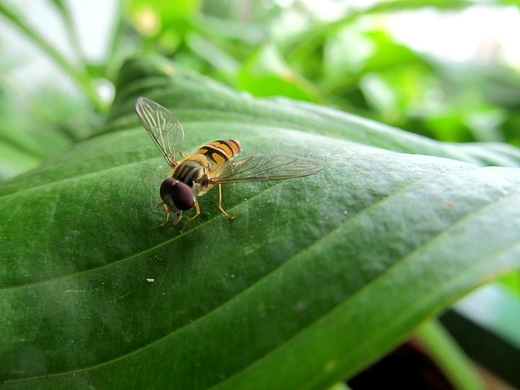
1,56 -> 520,389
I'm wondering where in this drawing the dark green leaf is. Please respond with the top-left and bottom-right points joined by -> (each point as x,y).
1,56 -> 520,389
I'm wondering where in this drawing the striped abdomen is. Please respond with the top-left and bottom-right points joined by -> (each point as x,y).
172,140 -> 242,188
195,140 -> 242,168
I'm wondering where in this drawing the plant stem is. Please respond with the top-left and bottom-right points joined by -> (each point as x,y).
49,0 -> 87,66
0,2 -> 106,112
416,319 -> 485,390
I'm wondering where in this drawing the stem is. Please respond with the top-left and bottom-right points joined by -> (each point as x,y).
416,319 -> 485,390
286,0 -> 469,63
0,2 -> 106,112
49,0 -> 87,65
104,0 -> 126,78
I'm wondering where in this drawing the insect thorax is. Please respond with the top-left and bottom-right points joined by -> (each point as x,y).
172,159 -> 211,195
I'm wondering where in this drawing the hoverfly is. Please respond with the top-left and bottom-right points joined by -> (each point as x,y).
135,97 -> 323,233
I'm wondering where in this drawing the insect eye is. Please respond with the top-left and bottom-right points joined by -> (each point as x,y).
160,179 -> 194,211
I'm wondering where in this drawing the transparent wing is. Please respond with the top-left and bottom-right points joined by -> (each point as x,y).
135,97 -> 185,167
212,154 -> 323,184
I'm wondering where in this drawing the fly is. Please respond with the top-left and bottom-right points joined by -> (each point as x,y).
135,97 -> 323,233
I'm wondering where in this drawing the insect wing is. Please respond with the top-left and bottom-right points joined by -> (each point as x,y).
213,154 -> 323,184
135,97 -> 185,167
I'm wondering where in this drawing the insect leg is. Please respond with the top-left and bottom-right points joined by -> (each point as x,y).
180,200 -> 201,233
218,183 -> 235,220
173,211 -> 183,225
157,202 -> 170,227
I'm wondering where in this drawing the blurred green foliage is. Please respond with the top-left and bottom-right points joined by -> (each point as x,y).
1,0 -> 520,180
125,0 -> 520,146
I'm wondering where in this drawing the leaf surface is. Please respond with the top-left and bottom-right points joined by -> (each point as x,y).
1,56 -> 519,389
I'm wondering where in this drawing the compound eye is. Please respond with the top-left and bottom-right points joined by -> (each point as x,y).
160,179 -> 194,211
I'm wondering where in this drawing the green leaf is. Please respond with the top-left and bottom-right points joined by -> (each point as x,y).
237,44 -> 323,103
1,56 -> 520,389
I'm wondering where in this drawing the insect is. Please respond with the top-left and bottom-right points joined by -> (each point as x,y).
135,97 -> 323,233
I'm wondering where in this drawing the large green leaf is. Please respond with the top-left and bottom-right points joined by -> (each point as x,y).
1,56 -> 519,389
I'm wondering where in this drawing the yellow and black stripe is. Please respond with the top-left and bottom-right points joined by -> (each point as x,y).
195,140 -> 242,167
173,139 -> 242,187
